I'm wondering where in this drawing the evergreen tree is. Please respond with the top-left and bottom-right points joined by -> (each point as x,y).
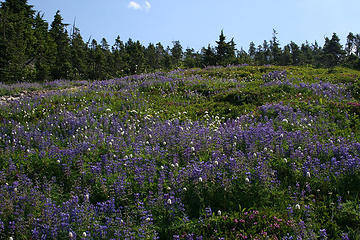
201,45 -> 217,67
100,37 -> 113,77
0,0 -> 36,82
322,33 -> 345,67
50,10 -> 72,79
33,12 -> 55,81
281,44 -> 292,65
155,42 -> 167,70
112,35 -> 127,76
345,32 -> 356,56
262,40 -> 271,64
300,41 -> 313,65
88,39 -> 106,79
355,34 -> 360,57
270,29 -> 282,64
248,41 -> 256,61
144,43 -> 157,72
344,33 -> 360,69
184,48 -> 200,68
289,41 -> 301,65
125,38 -> 145,74
236,47 -> 250,64
171,40 -> 183,68
254,44 -> 264,64
70,25 -> 87,79
215,30 -> 236,66
311,41 -> 322,67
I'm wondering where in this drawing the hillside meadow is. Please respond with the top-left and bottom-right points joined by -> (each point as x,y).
0,65 -> 360,239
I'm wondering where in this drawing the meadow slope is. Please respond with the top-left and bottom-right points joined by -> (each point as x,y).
0,65 -> 360,239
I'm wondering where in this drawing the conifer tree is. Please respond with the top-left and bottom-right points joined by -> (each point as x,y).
201,45 -> 216,67
184,48 -> 200,68
50,10 -> 71,79
248,41 -> 256,61
322,33 -> 345,67
70,25 -> 87,79
281,44 -> 292,65
144,43 -> 157,71
171,40 -> 183,68
289,41 -> 301,65
112,36 -> 127,76
33,12 -> 55,81
215,30 -> 236,66
0,0 -> 36,82
270,29 -> 282,64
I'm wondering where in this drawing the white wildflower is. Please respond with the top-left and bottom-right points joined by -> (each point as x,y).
82,232 -> 87,237
306,171 -> 311,178
217,210 -> 222,216
199,177 -> 203,182
167,199 -> 172,205
245,177 -> 250,183
295,204 -> 301,210
282,119 -> 288,123
214,161 -> 219,165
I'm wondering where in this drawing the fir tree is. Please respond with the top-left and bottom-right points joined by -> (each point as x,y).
0,0 -> 36,82
215,30 -> 236,66
50,10 -> 72,79
171,40 -> 183,68
322,33 -> 345,67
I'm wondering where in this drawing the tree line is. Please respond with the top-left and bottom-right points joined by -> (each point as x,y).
1,0 -> 360,83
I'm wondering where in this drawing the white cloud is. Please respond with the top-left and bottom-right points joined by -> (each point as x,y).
128,1 -> 141,10
144,1 -> 151,10
128,1 -> 151,11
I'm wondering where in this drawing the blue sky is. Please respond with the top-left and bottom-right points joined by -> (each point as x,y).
24,0 -> 360,51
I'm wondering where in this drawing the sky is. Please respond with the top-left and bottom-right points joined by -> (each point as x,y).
22,0 -> 360,51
